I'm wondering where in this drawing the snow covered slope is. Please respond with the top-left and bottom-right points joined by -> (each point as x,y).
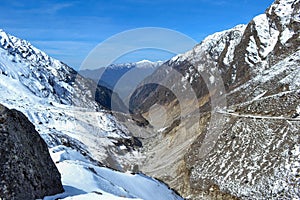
44,145 -> 182,200
0,29 -> 140,171
0,30 -> 183,199
0,29 -> 95,108
186,50 -> 300,199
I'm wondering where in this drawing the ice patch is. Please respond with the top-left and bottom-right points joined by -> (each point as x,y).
280,28 -> 294,44
209,75 -> 215,84
253,14 -> 279,58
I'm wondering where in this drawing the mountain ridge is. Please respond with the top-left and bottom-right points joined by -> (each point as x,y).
0,29 -> 127,112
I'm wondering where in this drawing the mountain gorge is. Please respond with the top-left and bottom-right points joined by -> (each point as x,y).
0,0 -> 299,199
0,29 -> 141,171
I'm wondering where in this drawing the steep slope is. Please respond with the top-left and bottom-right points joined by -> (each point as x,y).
44,142 -> 183,200
0,30 -> 183,199
131,0 -> 300,111
0,29 -> 125,111
185,51 -> 300,199
128,0 -> 300,199
130,24 -> 246,114
0,29 -> 140,170
0,104 -> 63,200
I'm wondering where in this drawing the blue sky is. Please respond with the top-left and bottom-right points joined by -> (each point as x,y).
0,0 -> 274,70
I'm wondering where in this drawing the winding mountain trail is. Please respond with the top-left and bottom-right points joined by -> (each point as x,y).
217,110 -> 300,121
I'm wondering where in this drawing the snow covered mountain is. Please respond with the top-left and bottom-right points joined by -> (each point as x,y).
0,29 -> 126,111
128,0 -> 300,199
1,0 -> 299,199
0,30 -> 183,199
80,60 -> 163,89
79,60 -> 163,102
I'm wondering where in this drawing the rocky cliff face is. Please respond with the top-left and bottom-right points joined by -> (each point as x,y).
0,104 -> 63,199
127,0 -> 300,199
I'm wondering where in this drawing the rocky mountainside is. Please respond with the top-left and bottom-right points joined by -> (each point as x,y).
127,0 -> 300,199
0,30 -> 183,199
131,0 -> 300,113
0,104 -> 63,200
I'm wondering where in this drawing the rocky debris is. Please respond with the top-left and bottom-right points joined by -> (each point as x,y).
0,104 -> 63,200
186,115 -> 300,199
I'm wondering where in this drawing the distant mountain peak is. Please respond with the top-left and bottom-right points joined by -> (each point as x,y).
79,59 -> 164,94
135,59 -> 164,68
105,59 -> 164,70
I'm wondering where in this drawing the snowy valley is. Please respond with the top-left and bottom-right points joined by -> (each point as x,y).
0,0 -> 300,199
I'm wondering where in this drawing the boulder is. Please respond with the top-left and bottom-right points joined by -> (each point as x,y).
0,104 -> 64,200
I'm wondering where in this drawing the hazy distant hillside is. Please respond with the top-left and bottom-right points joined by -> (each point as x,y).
79,60 -> 163,101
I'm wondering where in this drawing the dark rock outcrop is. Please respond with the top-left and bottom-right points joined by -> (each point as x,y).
0,104 -> 64,200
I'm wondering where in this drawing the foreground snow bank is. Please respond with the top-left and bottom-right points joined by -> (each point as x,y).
44,145 -> 183,200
